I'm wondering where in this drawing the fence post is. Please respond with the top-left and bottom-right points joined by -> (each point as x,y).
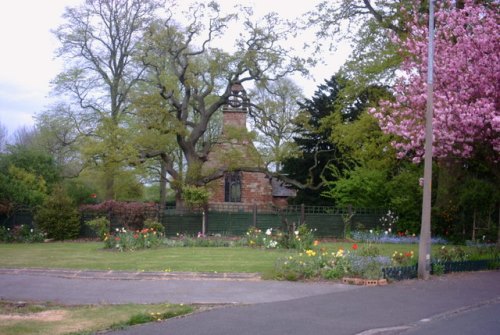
301,204 -> 305,225
253,204 -> 257,227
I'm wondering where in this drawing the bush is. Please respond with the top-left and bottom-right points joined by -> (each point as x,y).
86,216 -> 110,240
144,219 -> 164,234
80,200 -> 158,231
34,185 -> 81,240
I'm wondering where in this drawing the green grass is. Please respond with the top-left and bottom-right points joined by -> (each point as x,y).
1,241 -> 489,275
0,242 -> 289,274
0,301 -> 193,335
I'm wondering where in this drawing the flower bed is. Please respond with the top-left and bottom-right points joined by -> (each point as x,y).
274,243 -> 392,282
104,228 -> 162,252
351,230 -> 448,245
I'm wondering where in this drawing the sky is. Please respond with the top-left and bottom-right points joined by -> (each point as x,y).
0,0 -> 351,139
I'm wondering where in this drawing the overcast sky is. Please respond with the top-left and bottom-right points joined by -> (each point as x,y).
0,0 -> 350,138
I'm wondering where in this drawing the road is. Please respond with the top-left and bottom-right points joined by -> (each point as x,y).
0,269 -> 498,334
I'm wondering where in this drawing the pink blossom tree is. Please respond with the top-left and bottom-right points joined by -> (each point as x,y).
370,0 -> 499,163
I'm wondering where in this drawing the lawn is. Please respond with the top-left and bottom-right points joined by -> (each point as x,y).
0,241 -> 452,275
0,300 -> 193,335
0,242 -> 289,274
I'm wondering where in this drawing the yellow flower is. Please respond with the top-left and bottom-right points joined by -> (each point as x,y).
305,249 -> 316,257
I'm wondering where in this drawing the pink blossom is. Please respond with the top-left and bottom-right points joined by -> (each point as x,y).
370,0 -> 499,162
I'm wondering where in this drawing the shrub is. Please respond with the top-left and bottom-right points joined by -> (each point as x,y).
434,246 -> 468,262
34,185 -> 81,240
391,250 -> 416,266
86,217 -> 110,240
144,218 -> 165,234
80,200 -> 158,231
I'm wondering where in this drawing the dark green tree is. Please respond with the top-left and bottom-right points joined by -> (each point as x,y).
34,184 -> 81,240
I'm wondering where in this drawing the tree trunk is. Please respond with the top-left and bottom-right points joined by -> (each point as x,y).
104,167 -> 115,200
159,159 -> 167,210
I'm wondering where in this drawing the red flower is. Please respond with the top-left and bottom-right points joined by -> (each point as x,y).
89,193 -> 97,198
115,237 -> 120,241
352,243 -> 358,250
133,234 -> 139,239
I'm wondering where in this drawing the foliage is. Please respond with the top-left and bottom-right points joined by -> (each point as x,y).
80,200 -> 158,231
434,246 -> 468,262
391,250 -> 415,266
0,225 -> 45,243
86,217 -> 110,241
104,227 -> 162,252
281,76 -> 351,205
307,0 -> 409,112
34,185 -> 81,240
245,224 -> 315,251
0,147 -> 59,209
144,218 -> 164,234
274,244 -> 391,281
181,185 -> 210,209
164,235 -> 246,248
322,166 -> 389,208
63,179 -> 99,205
371,1 -> 499,162
51,0 -> 163,200
248,78 -> 304,170
135,2 -> 306,202
351,230 -> 448,245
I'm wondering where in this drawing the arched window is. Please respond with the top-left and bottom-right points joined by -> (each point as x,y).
224,171 -> 241,202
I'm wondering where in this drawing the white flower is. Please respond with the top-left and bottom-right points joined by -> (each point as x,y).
294,230 -> 299,236
266,228 -> 272,236
384,231 -> 388,235
30,229 -> 34,233
369,229 -> 373,234
388,228 -> 392,233
115,228 -> 119,232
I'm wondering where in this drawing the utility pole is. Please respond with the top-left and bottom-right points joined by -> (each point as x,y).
418,0 -> 435,280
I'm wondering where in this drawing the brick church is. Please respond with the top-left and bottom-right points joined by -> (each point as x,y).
202,83 -> 296,209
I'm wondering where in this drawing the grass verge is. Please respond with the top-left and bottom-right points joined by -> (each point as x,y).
0,300 -> 193,335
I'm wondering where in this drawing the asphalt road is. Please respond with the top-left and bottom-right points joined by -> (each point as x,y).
0,269 -> 498,334
106,271 -> 500,335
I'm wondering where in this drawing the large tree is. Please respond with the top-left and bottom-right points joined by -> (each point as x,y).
248,78 -> 304,171
307,0 -> 411,101
281,76 -> 351,205
136,2 -> 306,203
370,0 -> 499,240
52,0 -> 163,199
371,0 -> 499,163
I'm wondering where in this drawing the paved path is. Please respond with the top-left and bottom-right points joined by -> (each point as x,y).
0,268 -> 358,305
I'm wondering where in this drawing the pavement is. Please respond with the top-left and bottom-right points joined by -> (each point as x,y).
0,268 -> 358,305
0,268 -> 499,335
